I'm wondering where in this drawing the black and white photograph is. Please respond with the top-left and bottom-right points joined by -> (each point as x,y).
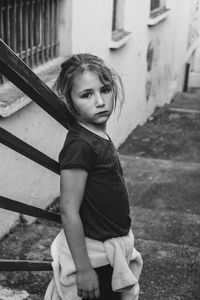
0,0 -> 200,299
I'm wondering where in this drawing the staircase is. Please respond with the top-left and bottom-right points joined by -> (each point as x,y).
0,90 -> 200,299
118,89 -> 200,299
168,89 -> 200,114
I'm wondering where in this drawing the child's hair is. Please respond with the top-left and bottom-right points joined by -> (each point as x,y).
54,53 -> 124,120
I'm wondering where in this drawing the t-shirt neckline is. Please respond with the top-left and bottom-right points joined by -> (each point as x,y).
75,122 -> 112,142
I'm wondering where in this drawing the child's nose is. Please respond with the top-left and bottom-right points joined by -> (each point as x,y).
95,92 -> 105,107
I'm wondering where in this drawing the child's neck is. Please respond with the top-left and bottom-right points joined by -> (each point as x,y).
77,121 -> 109,140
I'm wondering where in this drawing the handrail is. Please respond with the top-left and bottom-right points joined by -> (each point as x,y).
0,40 -> 66,272
0,39 -> 73,128
0,196 -> 61,223
0,259 -> 53,271
0,127 -> 60,174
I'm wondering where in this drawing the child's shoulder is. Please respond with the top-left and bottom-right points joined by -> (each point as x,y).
59,123 -> 94,158
65,122 -> 94,146
59,123 -> 98,171
59,122 -> 113,163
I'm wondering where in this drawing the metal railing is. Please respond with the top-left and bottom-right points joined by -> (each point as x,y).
0,39 -> 73,271
0,0 -> 59,84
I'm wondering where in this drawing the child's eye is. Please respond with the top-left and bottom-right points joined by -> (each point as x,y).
81,92 -> 93,98
101,86 -> 112,94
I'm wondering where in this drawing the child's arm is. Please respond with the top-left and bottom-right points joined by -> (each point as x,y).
60,169 -> 100,299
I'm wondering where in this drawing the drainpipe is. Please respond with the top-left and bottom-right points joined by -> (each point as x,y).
183,62 -> 190,92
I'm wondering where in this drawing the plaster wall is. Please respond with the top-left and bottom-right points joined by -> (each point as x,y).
145,0 -> 177,109
172,0 -> 200,88
172,0 -> 194,89
0,102 -> 66,236
72,0 -> 113,57
69,0 -> 200,146
107,0 -> 150,146
58,0 -> 73,56
70,0 -> 151,146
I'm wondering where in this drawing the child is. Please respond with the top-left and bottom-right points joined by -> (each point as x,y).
45,53 -> 143,300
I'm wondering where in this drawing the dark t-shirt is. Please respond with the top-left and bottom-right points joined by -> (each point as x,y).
59,122 -> 131,241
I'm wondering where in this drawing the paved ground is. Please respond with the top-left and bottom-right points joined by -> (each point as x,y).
0,90 -> 200,299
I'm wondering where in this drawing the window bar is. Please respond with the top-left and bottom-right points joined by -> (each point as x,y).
50,0 -> 54,58
24,0 -> 29,64
19,0 -> 23,59
0,1 -> 3,40
6,0 -> 10,48
12,0 -> 17,53
45,0 -> 50,60
41,0 -> 45,63
47,0 -> 51,60
0,1 -> 3,84
33,0 -> 35,65
54,0 -> 58,56
35,0 -> 39,66
48,0 -> 51,59
44,0 -> 47,60
29,0 -> 34,67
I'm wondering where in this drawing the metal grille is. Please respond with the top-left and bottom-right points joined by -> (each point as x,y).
0,0 -> 59,84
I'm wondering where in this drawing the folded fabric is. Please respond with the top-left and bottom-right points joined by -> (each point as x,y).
44,229 -> 143,300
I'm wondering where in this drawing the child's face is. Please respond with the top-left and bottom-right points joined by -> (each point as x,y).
71,70 -> 114,130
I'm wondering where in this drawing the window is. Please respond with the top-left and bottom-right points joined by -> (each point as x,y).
150,0 -> 166,13
0,0 -> 59,85
112,0 -> 124,32
148,0 -> 170,26
151,0 -> 161,11
110,0 -> 131,49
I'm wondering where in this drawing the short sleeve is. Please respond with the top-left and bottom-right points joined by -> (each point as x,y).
59,139 -> 95,172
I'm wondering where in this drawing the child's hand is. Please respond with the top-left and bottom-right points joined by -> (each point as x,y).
76,268 -> 100,299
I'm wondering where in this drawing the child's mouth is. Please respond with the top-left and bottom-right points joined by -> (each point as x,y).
95,111 -> 109,115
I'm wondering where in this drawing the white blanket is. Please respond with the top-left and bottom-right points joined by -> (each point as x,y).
44,229 -> 143,300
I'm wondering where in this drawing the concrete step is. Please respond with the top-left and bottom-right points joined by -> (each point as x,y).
168,91 -> 200,113
1,154 -> 199,299
120,154 -> 200,215
119,154 -> 200,299
121,153 -> 200,248
136,238 -> 200,300
2,237 -> 198,300
130,206 -> 200,248
188,86 -> 200,94
189,70 -> 200,88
